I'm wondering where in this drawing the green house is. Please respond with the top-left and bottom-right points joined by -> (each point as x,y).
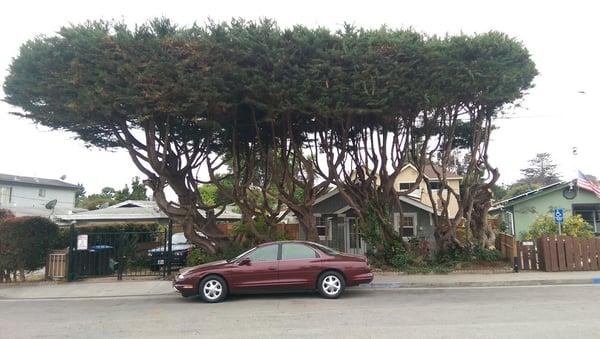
491,181 -> 600,239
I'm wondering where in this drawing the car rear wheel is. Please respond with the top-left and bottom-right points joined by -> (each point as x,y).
199,275 -> 228,303
318,271 -> 345,299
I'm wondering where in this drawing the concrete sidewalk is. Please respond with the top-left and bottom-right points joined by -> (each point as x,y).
1,271 -> 599,299
366,271 -> 600,288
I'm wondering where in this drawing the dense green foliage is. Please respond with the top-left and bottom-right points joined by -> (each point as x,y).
518,153 -> 560,186
3,18 -> 537,254
186,243 -> 252,267
56,222 -> 164,248
494,153 -> 562,202
522,214 -> 594,240
0,217 -> 60,281
77,177 -> 149,210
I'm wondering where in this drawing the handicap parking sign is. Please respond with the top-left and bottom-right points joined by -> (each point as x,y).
554,208 -> 564,223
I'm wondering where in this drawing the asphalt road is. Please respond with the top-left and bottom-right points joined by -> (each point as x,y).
1,285 -> 599,339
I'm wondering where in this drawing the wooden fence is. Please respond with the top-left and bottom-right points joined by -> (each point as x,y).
537,235 -> 600,271
46,250 -> 67,280
496,233 -> 516,259
496,233 -> 600,271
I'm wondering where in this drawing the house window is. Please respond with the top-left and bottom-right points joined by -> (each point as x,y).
429,181 -> 442,190
572,205 -> 600,233
394,212 -> 417,237
0,186 -> 11,204
39,188 -> 46,197
399,183 -> 412,191
316,216 -> 330,240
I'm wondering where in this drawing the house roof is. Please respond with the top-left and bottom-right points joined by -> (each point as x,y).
490,181 -> 569,211
0,173 -> 79,190
7,206 -> 87,218
57,200 -> 242,221
314,187 -> 435,215
401,164 -> 462,180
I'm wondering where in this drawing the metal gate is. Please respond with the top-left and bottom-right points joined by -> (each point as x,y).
67,225 -> 173,280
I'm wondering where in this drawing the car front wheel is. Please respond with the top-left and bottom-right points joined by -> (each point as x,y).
318,271 -> 345,299
199,275 -> 228,303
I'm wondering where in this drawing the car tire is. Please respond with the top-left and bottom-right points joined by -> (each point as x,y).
317,271 -> 345,299
199,275 -> 228,303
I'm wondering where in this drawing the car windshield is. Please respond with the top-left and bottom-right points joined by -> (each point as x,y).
309,242 -> 341,256
227,247 -> 257,263
171,233 -> 188,245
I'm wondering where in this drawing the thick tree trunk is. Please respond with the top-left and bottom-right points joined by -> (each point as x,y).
303,214 -> 319,242
469,186 -> 496,249
288,205 -> 319,242
434,219 -> 459,254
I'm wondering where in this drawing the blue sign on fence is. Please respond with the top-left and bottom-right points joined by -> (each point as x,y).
554,208 -> 564,224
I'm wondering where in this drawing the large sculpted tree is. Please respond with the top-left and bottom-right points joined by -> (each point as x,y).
4,19 -> 536,255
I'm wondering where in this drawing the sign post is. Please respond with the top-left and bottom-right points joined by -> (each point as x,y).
76,234 -> 88,250
554,208 -> 564,235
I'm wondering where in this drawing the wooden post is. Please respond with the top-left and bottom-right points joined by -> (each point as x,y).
512,235 -> 519,272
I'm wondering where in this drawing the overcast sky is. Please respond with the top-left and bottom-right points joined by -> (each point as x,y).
1,0 -> 598,194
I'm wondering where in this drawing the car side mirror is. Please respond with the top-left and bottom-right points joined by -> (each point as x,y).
238,257 -> 251,266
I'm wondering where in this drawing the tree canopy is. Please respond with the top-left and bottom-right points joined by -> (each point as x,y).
519,152 -> 560,186
3,18 -> 537,255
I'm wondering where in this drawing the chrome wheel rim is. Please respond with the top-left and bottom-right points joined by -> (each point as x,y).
322,275 -> 341,296
203,280 -> 223,300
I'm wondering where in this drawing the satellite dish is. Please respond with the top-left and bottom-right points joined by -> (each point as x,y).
45,199 -> 58,210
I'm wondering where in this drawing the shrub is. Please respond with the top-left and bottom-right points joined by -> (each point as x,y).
186,248 -> 217,266
562,215 -> 594,238
0,209 -> 14,222
186,243 -> 252,267
523,214 -> 594,240
0,217 -> 59,281
474,247 -> 503,262
231,216 -> 290,247
76,222 -> 162,234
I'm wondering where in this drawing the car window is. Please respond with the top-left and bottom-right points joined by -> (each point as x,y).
248,245 -> 278,262
309,242 -> 340,256
281,243 -> 318,260
172,233 -> 187,244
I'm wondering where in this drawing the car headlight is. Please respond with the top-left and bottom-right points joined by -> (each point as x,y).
177,274 -> 185,280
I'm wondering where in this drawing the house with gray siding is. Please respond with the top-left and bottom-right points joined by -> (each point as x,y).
0,173 -> 81,218
313,189 -> 436,255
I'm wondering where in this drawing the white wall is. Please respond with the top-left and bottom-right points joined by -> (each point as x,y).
0,183 -> 75,209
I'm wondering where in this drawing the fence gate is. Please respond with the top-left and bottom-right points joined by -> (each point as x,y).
497,233 -> 540,270
67,226 -> 173,280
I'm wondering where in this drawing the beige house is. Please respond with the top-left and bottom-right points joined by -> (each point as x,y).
394,164 -> 462,218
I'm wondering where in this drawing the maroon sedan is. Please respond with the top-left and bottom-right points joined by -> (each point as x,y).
173,241 -> 373,302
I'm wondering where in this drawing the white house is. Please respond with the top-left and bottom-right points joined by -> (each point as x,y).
0,173 -> 81,218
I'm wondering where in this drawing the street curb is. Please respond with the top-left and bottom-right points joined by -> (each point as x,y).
359,279 -> 598,289
0,291 -> 177,301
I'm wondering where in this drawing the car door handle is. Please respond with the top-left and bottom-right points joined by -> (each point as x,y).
268,267 -> 277,271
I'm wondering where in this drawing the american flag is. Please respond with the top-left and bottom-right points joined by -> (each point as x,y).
577,171 -> 600,198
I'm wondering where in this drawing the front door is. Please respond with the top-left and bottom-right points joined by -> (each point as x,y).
228,244 -> 279,290
346,218 -> 366,255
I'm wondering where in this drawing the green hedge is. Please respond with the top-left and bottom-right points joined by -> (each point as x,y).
56,222 -> 164,249
0,216 -> 60,281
